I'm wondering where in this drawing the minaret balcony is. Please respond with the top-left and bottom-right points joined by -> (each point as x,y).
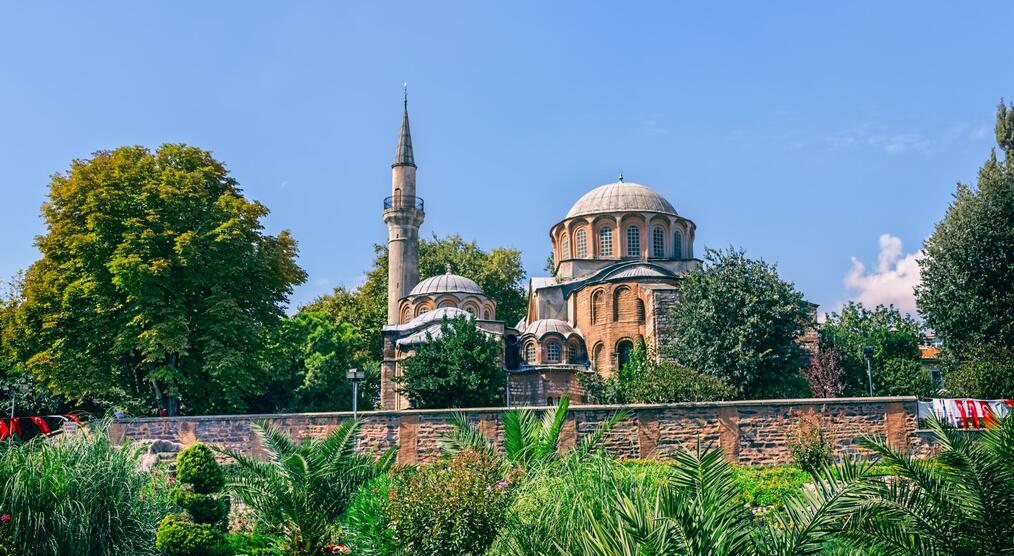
384,195 -> 425,211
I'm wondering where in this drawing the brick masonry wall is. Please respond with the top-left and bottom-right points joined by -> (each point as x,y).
110,397 -> 928,466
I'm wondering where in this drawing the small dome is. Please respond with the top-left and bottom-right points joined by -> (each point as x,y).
566,182 -> 677,219
523,319 -> 581,339
407,306 -> 472,327
409,272 -> 484,296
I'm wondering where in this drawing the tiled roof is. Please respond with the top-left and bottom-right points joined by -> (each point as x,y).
565,182 -> 677,219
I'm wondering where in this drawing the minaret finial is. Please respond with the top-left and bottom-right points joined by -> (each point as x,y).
403,82 -> 408,108
393,85 -> 415,167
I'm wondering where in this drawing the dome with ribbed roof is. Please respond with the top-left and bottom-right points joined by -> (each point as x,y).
409,272 -> 484,296
566,182 -> 677,219
522,319 -> 581,339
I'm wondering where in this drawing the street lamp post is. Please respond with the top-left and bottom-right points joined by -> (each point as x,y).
863,345 -> 875,396
346,368 -> 366,420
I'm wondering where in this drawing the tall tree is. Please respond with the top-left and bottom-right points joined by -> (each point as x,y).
820,302 -> 932,397
304,234 -> 527,362
395,316 -> 503,409
12,145 -> 305,415
664,247 -> 814,397
916,101 -> 1014,356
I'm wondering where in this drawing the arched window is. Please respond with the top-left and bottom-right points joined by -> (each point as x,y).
546,342 -> 561,363
599,226 -> 613,257
617,340 -> 634,370
483,308 -> 491,320
566,341 -> 579,363
560,233 -> 570,261
626,225 -> 640,257
524,342 -> 536,364
652,227 -> 665,258
636,298 -> 646,323
592,342 -> 605,371
415,305 -> 430,317
575,230 -> 588,258
463,305 -> 477,317
673,230 -> 684,259
613,286 -> 634,322
591,289 -> 605,324
438,299 -> 456,308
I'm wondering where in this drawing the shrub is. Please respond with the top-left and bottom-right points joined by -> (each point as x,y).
944,346 -> 1014,399
0,424 -> 174,556
788,418 -> 833,475
225,532 -> 284,556
388,450 -> 517,556
731,465 -> 811,511
876,357 -> 938,397
617,347 -> 737,403
157,442 -> 231,555
341,475 -> 397,556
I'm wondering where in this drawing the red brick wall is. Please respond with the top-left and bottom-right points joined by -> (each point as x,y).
110,397 -> 924,466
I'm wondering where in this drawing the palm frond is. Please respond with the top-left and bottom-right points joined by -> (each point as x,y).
440,411 -> 494,456
573,409 -> 630,461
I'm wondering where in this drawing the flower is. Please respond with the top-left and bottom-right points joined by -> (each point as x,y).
139,493 -> 147,500
168,477 -> 177,484
0,514 -> 11,522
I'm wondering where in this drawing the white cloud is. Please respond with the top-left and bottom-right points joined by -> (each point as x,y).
843,234 -> 922,316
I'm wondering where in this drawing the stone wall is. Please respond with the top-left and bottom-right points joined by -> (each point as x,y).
109,396 -> 926,466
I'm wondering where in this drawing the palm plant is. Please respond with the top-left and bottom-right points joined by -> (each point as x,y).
220,420 -> 396,556
442,396 -> 629,467
845,415 -> 1014,555
567,441 -> 873,556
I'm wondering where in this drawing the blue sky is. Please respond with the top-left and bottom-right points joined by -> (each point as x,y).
2,2 -> 1012,316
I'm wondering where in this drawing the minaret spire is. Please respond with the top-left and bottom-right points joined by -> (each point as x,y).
393,83 -> 415,167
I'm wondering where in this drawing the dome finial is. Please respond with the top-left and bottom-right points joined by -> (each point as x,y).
618,170 -> 624,183
445,262 -> 453,274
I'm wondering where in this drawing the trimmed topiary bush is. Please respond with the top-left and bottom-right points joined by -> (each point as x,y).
156,442 -> 232,555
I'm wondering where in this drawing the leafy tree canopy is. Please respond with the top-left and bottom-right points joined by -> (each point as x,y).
11,145 -> 305,415
916,100 -> 1014,356
819,302 -> 930,396
616,346 -> 737,403
256,311 -> 377,413
664,247 -> 814,396
396,316 -> 504,409
304,234 -> 526,362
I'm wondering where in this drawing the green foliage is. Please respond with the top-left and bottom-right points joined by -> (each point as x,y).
10,145 -> 306,415
944,345 -> 1014,399
787,420 -> 834,476
917,101 -> 1014,357
664,247 -> 814,396
442,397 -> 629,468
341,475 -> 397,556
396,316 -> 504,409
615,345 -> 738,403
731,465 -> 811,511
170,489 -> 230,531
304,234 -> 527,362
154,514 -> 230,556
0,424 -> 174,556
176,442 -> 225,494
257,311 -> 373,413
847,416 -> 1014,554
388,450 -> 518,556
820,302 -> 927,396
222,420 -> 395,556
225,533 -> 284,556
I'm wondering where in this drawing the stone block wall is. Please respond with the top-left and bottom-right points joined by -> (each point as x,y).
110,397 -> 926,466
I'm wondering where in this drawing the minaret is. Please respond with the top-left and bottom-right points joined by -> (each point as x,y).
384,87 -> 425,325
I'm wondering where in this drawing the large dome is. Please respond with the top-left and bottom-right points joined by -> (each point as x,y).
409,272 -> 484,296
565,182 -> 677,219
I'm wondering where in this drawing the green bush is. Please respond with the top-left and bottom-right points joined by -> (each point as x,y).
388,450 -> 517,556
731,465 -> 811,511
175,442 -> 225,494
155,514 -> 230,556
341,475 -> 397,556
617,350 -> 738,403
788,420 -> 833,475
944,346 -> 1014,399
877,357 -> 938,397
226,532 -> 284,556
171,488 -> 230,530
0,424 -> 174,556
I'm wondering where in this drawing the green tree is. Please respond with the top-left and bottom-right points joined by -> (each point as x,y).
820,302 -> 932,396
12,145 -> 305,415
304,234 -> 527,362
257,311 -> 375,413
916,101 -> 1014,356
664,247 -> 814,396
615,346 -> 737,404
943,345 -> 1014,399
396,316 -> 503,409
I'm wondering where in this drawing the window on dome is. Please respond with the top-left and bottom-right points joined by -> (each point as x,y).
566,342 -> 578,363
575,230 -> 588,258
599,227 -> 613,257
546,342 -> 560,363
561,233 -> 570,261
673,230 -> 684,259
653,227 -> 665,258
626,226 -> 640,257
524,342 -> 536,364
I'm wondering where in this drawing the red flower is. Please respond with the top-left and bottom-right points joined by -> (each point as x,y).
0,514 -> 11,522
168,477 -> 177,484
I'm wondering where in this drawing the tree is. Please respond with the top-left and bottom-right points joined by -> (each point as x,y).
820,302 -> 932,396
917,101 -> 1014,356
395,316 -> 503,409
803,345 -> 846,398
256,311 -> 375,413
615,346 -> 736,403
304,234 -> 527,362
12,145 -> 305,415
943,345 -> 1014,399
664,247 -> 814,396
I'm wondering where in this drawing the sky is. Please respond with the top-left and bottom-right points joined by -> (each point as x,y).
2,2 -> 1012,317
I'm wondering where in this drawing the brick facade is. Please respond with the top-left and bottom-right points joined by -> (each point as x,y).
111,397 -> 929,466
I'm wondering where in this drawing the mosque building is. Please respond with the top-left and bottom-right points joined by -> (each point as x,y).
379,97 -> 700,409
